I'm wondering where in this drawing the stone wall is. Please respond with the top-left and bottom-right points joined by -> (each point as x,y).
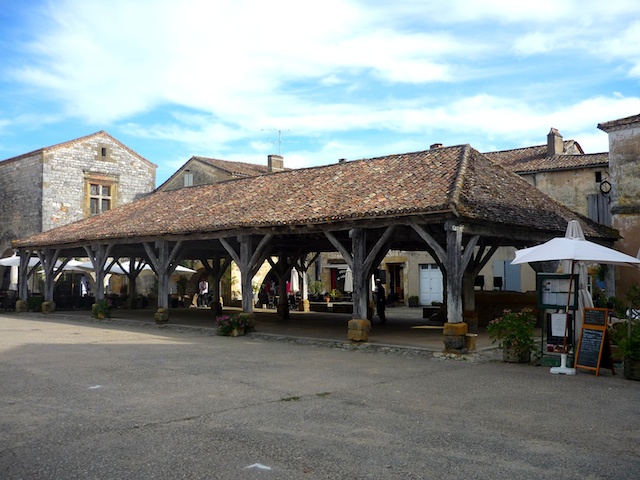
520,167 -> 603,217
160,161 -> 230,191
0,153 -> 43,255
41,133 -> 155,232
606,123 -> 640,297
0,132 -> 155,256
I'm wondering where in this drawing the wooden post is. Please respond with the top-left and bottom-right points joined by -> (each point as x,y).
143,240 -> 183,322
294,252 -> 319,312
267,251 -> 297,320
326,226 -> 395,339
220,235 -> 272,314
411,222 -> 478,351
83,244 -> 114,302
200,255 -> 230,316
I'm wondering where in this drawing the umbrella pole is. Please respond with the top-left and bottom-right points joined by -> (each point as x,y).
551,260 -> 576,375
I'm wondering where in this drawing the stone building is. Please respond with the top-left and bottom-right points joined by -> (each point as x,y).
485,128 -> 611,226
0,131 -> 156,291
157,154 -> 285,191
597,114 -> 640,296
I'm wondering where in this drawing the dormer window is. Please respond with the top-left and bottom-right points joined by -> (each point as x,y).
184,169 -> 193,187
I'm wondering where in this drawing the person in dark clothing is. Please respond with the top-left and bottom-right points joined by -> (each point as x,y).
375,279 -> 386,324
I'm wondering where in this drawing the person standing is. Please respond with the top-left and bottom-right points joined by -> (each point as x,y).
198,278 -> 209,307
375,279 -> 386,324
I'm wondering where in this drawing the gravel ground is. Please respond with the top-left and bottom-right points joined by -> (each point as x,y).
1,313 -> 639,480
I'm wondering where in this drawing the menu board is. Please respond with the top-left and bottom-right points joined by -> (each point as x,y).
575,324 -> 614,376
583,308 -> 608,327
537,274 -> 579,310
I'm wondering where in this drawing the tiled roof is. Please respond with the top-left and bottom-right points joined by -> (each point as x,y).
13,145 -> 616,248
0,131 -> 155,168
598,113 -> 640,132
483,141 -> 607,174
193,156 -> 271,177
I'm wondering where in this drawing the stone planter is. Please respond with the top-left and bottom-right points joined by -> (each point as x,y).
503,346 -> 531,363
41,301 -> 56,314
624,359 -> 640,380
154,308 -> 169,324
229,328 -> 244,337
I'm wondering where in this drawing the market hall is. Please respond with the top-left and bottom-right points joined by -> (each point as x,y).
10,144 -> 618,351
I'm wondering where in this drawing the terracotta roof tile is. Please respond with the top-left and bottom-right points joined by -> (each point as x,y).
598,113 -> 640,131
13,145 -> 616,248
193,156 -> 271,177
483,141 -> 607,173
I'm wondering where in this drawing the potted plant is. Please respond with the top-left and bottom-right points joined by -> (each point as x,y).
216,313 -> 252,337
92,298 -> 113,319
309,281 -> 324,301
620,284 -> 640,380
486,308 -> 536,363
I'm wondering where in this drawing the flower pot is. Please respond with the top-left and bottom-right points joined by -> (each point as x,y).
503,346 -> 530,363
229,328 -> 244,337
624,359 -> 640,380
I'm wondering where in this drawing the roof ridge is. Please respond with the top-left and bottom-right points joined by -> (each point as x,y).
448,144 -> 472,216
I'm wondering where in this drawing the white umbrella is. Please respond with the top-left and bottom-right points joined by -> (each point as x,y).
73,260 -> 195,275
560,221 -> 593,347
290,267 -> 299,293
112,261 -> 196,275
512,237 -> 640,267
344,267 -> 353,293
0,254 -> 41,267
512,224 -> 640,375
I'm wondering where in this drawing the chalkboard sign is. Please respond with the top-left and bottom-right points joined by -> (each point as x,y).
584,308 -> 608,327
575,326 -> 614,376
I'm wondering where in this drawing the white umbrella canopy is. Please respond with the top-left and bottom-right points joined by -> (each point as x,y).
0,254 -> 41,267
512,237 -> 640,267
72,260 -> 196,275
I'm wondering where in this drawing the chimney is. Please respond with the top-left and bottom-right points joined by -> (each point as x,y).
547,128 -> 563,156
268,154 -> 284,172
338,158 -> 346,163
430,143 -> 443,149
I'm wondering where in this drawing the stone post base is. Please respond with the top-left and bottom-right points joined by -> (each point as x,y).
15,300 -> 28,313
443,322 -> 468,351
298,299 -> 310,312
154,308 -> 169,324
348,319 -> 371,342
41,301 -> 56,314
465,333 -> 478,351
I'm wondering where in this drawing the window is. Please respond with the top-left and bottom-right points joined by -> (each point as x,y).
97,144 -> 111,162
184,169 -> 193,187
89,183 -> 112,215
595,171 -> 602,183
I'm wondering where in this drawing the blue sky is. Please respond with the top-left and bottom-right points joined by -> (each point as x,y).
1,0 -> 640,186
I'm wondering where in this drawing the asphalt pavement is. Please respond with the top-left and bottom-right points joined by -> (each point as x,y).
1,312 -> 639,479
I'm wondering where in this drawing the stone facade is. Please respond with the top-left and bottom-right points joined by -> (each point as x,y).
158,155 -> 283,192
0,131 -> 156,257
598,115 -> 640,297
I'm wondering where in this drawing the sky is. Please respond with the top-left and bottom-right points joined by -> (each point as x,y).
1,0 -> 640,186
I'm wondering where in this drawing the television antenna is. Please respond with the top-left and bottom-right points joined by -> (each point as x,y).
261,129 -> 290,156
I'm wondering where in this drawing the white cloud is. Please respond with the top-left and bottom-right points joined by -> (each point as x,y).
5,0 -> 640,177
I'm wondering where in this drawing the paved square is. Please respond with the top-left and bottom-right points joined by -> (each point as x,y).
1,314 -> 639,479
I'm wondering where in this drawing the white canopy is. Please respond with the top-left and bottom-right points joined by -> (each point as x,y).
512,237 -> 640,267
